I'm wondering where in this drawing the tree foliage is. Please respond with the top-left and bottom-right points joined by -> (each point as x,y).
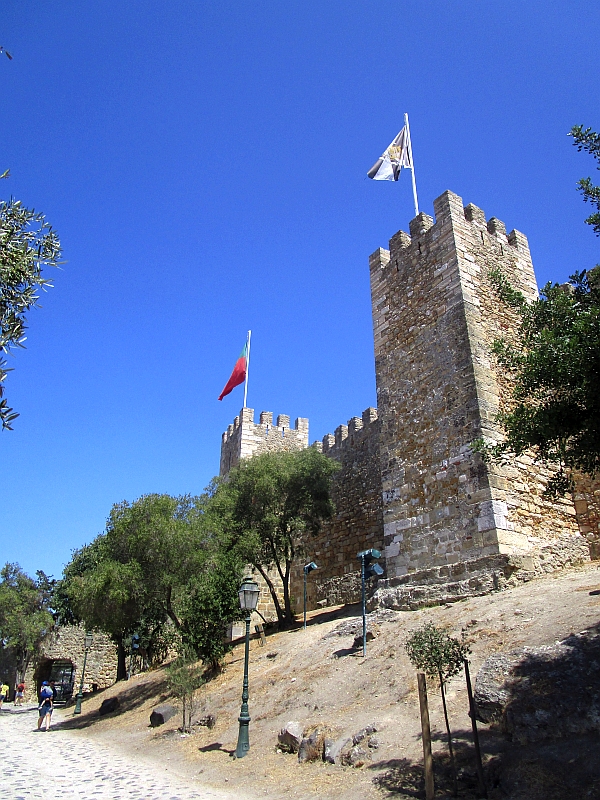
0,563 -> 54,682
178,551 -> 243,672
474,127 -> 600,496
570,125 -> 600,235
405,622 -> 469,683
59,492 -> 242,677
211,447 -> 339,624
0,196 -> 62,430
478,267 -> 600,495
165,650 -> 205,732
405,623 -> 470,794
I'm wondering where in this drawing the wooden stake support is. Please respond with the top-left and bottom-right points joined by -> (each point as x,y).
417,672 -> 435,800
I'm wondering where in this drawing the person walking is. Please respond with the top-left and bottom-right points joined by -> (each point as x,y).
0,681 -> 9,710
37,682 -> 53,731
14,682 -> 25,706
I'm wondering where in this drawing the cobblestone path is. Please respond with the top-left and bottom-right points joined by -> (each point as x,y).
0,706 -> 233,800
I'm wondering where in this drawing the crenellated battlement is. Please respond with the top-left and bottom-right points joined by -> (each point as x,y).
312,407 -> 379,459
370,191 -> 531,268
220,408 -> 309,475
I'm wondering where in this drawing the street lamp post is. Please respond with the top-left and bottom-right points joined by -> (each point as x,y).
303,562 -> 318,630
73,631 -> 93,715
357,550 -> 383,657
235,577 -> 260,759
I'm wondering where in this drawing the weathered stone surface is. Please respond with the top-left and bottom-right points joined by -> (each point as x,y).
298,727 -> 327,763
341,744 -> 371,768
149,704 -> 178,727
24,623 -> 117,703
220,409 -> 309,476
370,190 -> 590,584
352,724 -> 377,745
277,721 -> 303,753
323,616 -> 382,640
323,736 -> 350,764
98,696 -> 120,715
474,630 -> 600,743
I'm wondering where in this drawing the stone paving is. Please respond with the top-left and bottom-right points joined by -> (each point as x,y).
0,705 -> 233,800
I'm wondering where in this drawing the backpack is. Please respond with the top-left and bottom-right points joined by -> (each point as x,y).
40,686 -> 53,700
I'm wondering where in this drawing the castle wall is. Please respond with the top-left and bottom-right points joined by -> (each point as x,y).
221,407 -> 385,615
220,407 -> 309,476
370,190 -> 584,581
291,407 -> 384,611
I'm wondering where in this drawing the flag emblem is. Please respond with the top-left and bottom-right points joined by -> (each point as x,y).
367,125 -> 412,181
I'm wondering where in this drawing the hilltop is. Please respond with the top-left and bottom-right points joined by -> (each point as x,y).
54,563 -> 600,799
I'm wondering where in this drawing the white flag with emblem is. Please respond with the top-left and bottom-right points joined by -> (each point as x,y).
367,125 -> 412,181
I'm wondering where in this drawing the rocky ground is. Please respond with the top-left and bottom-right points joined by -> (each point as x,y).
38,563 -> 600,799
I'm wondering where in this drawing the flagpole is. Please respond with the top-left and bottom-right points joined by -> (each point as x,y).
405,113 -> 419,217
243,330 -> 251,408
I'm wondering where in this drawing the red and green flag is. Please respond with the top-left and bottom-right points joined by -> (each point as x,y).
218,342 -> 248,401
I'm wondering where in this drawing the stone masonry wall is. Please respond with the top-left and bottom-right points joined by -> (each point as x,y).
24,624 -> 116,701
290,407 -> 385,611
220,407 -> 309,476
370,190 -> 585,581
573,473 -> 600,559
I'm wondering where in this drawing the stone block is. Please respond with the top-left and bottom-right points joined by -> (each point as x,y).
150,704 -> 178,727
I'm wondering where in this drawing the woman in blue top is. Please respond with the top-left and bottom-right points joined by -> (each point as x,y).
37,681 -> 53,731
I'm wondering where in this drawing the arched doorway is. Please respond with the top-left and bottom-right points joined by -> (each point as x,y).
34,658 -> 75,703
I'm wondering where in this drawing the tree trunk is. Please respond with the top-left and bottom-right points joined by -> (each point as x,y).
115,635 -> 128,681
165,585 -> 182,629
254,563 -> 285,624
282,559 -> 293,623
439,671 -> 458,796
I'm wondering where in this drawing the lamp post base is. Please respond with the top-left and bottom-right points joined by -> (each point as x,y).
235,712 -> 251,758
73,692 -> 83,715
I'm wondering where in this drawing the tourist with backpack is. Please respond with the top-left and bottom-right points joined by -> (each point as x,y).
15,682 -> 25,706
37,681 -> 53,730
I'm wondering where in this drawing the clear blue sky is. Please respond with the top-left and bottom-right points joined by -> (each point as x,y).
1,1 -> 598,580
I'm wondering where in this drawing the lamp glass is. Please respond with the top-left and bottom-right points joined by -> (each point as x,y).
238,578 -> 260,612
84,632 -> 93,649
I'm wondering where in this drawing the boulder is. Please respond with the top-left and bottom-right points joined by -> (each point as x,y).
149,704 -> 178,727
474,630 -> 600,744
98,696 -> 120,716
298,727 -> 327,763
341,744 -> 371,768
352,724 -> 378,745
277,721 -> 303,753
195,713 -> 217,729
473,652 -> 514,724
323,736 -> 351,764
352,630 -> 377,649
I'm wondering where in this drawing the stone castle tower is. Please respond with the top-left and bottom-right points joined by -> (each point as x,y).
220,409 -> 309,476
220,189 -> 595,615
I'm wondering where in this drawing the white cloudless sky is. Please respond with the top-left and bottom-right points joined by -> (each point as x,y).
1,1 -> 598,579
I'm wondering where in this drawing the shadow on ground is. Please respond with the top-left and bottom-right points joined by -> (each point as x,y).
52,677 -> 169,731
371,623 -> 600,799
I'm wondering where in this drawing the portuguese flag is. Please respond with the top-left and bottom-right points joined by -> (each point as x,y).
218,342 -> 248,401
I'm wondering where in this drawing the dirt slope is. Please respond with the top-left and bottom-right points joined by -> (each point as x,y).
54,563 -> 600,799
